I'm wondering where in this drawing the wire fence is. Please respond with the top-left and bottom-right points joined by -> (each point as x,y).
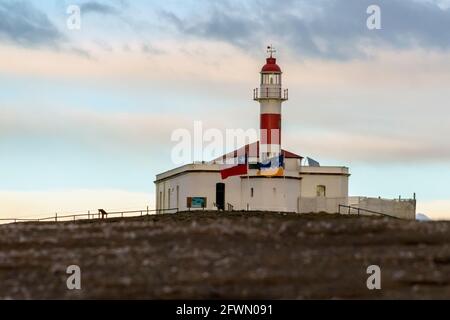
0,207 -> 179,225
1,205 -> 403,225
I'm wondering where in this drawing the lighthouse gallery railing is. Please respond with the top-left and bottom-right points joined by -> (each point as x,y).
253,88 -> 288,100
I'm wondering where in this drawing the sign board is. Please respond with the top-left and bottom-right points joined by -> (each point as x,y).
187,197 -> 207,209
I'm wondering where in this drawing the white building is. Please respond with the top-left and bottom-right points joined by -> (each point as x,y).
155,50 -> 416,220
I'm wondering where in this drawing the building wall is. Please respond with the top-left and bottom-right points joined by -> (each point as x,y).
156,173 -> 302,213
155,164 -> 304,212
260,99 -> 282,114
155,164 -> 350,214
298,196 -> 417,219
299,197 -> 349,214
300,166 -> 349,198
348,197 -> 416,220
285,158 -> 300,171
157,171 -> 240,212
241,175 -> 301,212
156,163 -> 222,212
155,164 -> 416,219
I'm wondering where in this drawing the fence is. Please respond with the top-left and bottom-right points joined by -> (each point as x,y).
0,208 -> 179,225
338,205 -> 400,219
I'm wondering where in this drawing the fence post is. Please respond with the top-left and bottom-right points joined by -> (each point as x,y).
55,213 -> 58,222
147,206 -> 149,216
88,210 -> 90,220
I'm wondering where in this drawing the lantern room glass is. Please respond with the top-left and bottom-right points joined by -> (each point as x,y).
261,73 -> 281,85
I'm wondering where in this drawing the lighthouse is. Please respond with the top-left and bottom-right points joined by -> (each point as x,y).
153,48 -> 417,219
253,46 -> 288,161
156,48 -> 389,218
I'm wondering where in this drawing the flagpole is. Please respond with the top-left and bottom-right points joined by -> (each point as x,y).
247,154 -> 250,212
247,167 -> 250,212
283,156 -> 286,212
240,164 -> 243,211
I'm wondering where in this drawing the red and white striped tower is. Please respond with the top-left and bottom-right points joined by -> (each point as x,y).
253,46 -> 288,161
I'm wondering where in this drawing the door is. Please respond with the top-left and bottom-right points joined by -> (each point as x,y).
216,183 -> 225,210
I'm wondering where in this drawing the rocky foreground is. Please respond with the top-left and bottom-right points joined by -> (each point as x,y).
1,212 -> 450,299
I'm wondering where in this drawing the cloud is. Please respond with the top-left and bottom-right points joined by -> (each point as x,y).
161,0 -> 450,60
0,1 -> 62,47
141,43 -> 165,55
0,39 -> 257,83
2,96 -> 450,166
0,105 -> 197,155
80,1 -> 120,16
160,4 -> 259,49
4,0 -> 450,61
284,130 -> 450,164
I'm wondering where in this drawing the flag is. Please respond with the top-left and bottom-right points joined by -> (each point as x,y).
258,155 -> 284,177
221,156 -> 248,180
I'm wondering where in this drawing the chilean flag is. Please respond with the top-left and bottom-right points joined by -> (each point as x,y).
221,156 -> 248,180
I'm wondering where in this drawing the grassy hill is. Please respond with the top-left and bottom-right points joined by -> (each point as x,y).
1,211 -> 450,299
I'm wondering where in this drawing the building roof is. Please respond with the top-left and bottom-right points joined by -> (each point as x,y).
261,57 -> 282,73
214,141 -> 302,162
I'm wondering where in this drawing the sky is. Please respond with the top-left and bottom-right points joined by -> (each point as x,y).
1,0 -> 450,220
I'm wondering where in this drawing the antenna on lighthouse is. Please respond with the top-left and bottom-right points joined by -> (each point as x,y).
267,45 -> 276,58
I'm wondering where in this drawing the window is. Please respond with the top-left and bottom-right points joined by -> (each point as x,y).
261,74 -> 268,85
261,74 -> 281,85
269,74 -> 280,84
316,185 -> 326,197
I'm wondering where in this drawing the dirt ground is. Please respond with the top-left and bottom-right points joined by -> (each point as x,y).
1,211 -> 450,299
